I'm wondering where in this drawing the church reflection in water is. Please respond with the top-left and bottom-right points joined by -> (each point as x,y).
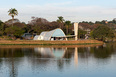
74,47 -> 78,67
34,47 -> 78,66
34,47 -> 67,58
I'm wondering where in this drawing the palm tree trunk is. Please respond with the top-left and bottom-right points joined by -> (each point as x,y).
60,23 -> 62,29
12,16 -> 14,27
61,22 -> 63,29
60,23 -> 61,29
66,26 -> 68,35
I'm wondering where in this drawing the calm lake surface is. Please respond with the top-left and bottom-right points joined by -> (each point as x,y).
0,43 -> 116,77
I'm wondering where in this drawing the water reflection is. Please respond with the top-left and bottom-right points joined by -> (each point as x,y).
34,47 -> 77,71
78,44 -> 115,59
74,47 -> 78,67
34,48 -> 67,58
0,43 -> 116,77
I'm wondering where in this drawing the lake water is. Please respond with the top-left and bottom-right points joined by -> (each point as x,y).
0,43 -> 116,77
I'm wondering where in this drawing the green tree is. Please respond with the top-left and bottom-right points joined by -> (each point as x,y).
0,20 -> 5,36
0,20 -> 3,25
8,8 -> 18,27
5,26 -> 24,38
57,16 -> 64,29
91,25 -> 114,41
78,29 -> 87,39
33,25 -> 43,34
65,21 -> 72,35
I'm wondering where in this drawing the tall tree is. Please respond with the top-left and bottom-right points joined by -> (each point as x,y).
8,8 -> 18,27
65,21 -> 72,35
57,16 -> 64,29
0,20 -> 5,35
90,25 -> 114,41
78,29 -> 87,39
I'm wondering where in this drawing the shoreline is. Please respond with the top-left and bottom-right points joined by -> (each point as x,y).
0,40 -> 103,45
0,44 -> 103,48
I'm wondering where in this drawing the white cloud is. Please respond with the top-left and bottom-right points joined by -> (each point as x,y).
0,4 -> 116,23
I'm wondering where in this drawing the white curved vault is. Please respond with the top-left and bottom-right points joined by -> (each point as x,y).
33,28 -> 67,41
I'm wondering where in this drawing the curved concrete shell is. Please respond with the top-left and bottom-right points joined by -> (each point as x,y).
33,28 -> 67,40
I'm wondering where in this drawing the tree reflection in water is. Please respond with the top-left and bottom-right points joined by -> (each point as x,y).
0,43 -> 116,77
78,44 -> 115,59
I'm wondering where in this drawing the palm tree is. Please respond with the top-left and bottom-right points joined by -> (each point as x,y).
57,16 -> 64,29
65,21 -> 72,35
8,8 -> 18,27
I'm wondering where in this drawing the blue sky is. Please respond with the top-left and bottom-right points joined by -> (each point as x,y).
0,0 -> 116,23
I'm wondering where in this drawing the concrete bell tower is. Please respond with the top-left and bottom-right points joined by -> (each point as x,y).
74,23 -> 78,40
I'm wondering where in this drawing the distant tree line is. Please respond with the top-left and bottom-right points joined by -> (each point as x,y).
0,17 -> 116,40
0,8 -> 116,41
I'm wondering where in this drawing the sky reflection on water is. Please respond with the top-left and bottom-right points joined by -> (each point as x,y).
0,43 -> 116,77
